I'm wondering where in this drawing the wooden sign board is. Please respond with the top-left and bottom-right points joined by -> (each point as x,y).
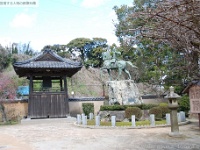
189,85 -> 200,113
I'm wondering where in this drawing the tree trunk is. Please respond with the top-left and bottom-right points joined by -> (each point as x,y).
0,103 -> 7,123
191,51 -> 199,78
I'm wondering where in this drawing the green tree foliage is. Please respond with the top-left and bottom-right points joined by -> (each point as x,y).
113,0 -> 188,86
178,94 -> 190,116
84,38 -> 107,67
66,38 -> 92,62
66,37 -> 108,67
113,1 -> 165,83
0,45 -> 11,72
130,0 -> 200,80
84,46 -> 104,67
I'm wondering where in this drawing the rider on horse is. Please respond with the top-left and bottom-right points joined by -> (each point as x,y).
110,47 -> 121,67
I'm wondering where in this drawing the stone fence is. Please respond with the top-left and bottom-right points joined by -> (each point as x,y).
76,112 -> 187,128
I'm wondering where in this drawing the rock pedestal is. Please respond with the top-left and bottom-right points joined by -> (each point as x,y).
107,80 -> 142,105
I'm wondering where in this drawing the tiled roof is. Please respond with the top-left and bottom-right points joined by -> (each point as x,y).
13,49 -> 82,77
14,60 -> 81,69
13,49 -> 82,69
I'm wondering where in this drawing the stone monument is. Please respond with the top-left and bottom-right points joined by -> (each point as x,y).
101,47 -> 142,105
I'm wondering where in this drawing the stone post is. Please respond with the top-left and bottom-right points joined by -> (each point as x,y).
111,116 -> 116,127
180,111 -> 186,122
82,116 -> 87,125
82,113 -> 85,120
177,113 -> 181,123
82,114 -> 85,125
95,116 -> 100,126
84,116 -> 87,125
89,113 -> 94,120
131,115 -> 136,127
166,113 -> 171,125
77,114 -> 81,124
150,114 -> 155,127
165,86 -> 182,137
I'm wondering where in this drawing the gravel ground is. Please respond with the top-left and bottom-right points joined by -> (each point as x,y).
0,118 -> 199,150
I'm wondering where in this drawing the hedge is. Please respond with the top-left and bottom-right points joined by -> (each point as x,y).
100,104 -> 158,111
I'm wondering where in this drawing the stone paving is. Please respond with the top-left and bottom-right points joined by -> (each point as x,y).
0,118 -> 199,150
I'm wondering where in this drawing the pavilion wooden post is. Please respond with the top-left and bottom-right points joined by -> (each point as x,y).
60,78 -> 63,91
29,75 -> 33,95
28,75 -> 33,118
63,76 -> 69,115
199,113 -> 200,129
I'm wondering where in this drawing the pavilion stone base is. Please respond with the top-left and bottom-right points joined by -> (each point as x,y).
107,80 -> 142,105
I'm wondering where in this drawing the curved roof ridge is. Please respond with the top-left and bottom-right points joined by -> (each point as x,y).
32,49 -> 65,62
13,49 -> 76,65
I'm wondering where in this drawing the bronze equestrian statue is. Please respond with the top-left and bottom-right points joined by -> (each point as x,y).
101,47 -> 138,80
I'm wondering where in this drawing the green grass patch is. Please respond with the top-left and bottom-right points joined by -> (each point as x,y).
87,119 -> 166,126
0,121 -> 18,126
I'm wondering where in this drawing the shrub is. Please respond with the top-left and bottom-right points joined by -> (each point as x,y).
159,103 -> 168,107
140,103 -> 158,110
159,106 -> 170,118
100,105 -> 125,111
158,103 -> 170,118
82,103 -> 94,118
125,107 -> 142,121
149,107 -> 162,120
100,104 -> 158,111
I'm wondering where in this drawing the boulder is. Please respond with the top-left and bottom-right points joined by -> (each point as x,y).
99,111 -> 125,122
107,80 -> 142,105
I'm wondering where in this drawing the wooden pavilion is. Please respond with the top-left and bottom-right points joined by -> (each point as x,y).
13,49 -> 82,118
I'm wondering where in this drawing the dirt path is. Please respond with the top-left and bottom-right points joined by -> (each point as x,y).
0,118 -> 199,150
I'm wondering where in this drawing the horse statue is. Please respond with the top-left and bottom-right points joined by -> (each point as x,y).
101,48 -> 138,80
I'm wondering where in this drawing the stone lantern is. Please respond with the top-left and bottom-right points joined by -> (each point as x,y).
165,86 -> 182,137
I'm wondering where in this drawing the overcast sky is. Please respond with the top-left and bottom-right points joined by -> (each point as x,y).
0,0 -> 133,51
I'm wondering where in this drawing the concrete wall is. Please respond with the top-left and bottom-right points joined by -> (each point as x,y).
0,100 -> 104,120
69,101 -> 104,117
142,98 -> 167,104
0,100 -> 28,121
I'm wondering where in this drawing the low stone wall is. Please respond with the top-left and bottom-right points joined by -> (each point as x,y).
0,100 -> 28,121
99,110 -> 150,122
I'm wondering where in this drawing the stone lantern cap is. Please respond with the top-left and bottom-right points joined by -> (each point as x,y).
164,86 -> 181,99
